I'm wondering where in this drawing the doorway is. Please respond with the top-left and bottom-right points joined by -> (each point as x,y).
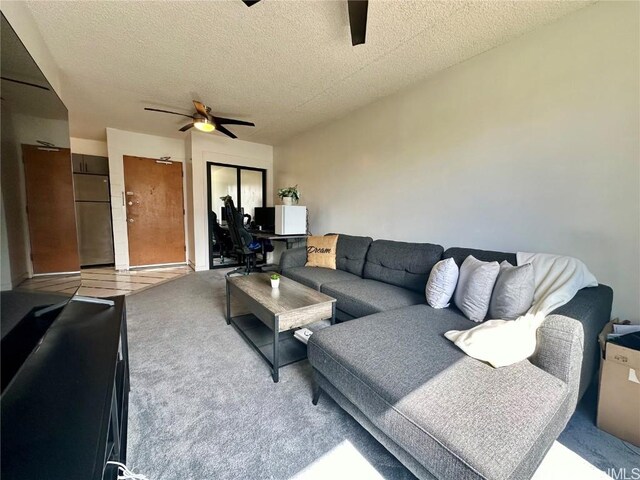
206,162 -> 266,269
22,145 -> 80,274
123,156 -> 186,267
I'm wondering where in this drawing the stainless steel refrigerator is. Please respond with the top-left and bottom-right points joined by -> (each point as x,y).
74,174 -> 115,265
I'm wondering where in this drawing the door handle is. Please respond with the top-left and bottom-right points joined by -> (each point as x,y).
128,218 -> 135,223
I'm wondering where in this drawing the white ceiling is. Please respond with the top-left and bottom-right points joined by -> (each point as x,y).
24,0 -> 593,145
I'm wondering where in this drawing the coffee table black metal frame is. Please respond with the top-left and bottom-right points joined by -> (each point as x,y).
225,275 -> 336,383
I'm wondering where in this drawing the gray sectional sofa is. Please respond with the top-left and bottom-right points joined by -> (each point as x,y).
279,234 -> 613,480
281,235 -> 443,321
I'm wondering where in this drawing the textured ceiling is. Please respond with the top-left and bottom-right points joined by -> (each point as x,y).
24,0 -> 592,145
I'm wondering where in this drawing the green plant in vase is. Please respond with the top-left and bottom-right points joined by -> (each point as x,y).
277,185 -> 300,205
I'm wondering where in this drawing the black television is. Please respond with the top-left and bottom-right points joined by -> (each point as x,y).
0,289 -> 80,393
0,13 -> 81,393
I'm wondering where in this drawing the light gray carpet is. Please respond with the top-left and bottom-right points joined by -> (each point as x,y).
126,271 -> 639,479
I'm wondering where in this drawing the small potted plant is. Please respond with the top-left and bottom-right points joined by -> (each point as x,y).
278,185 -> 300,206
270,273 -> 281,289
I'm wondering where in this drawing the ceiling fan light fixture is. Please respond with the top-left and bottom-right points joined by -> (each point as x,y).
194,117 -> 215,133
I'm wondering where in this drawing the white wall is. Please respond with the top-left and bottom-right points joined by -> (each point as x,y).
70,137 -> 108,157
189,131 -> 273,270
106,128 -> 188,269
275,2 -> 639,322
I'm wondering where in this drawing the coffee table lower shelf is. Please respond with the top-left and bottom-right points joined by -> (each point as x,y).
229,314 -> 308,380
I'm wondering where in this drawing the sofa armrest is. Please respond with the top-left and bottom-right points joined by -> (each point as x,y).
530,314 -> 584,409
280,247 -> 307,271
550,284 -> 613,400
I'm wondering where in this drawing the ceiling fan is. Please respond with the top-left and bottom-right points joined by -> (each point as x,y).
242,0 -> 368,46
144,100 -> 255,139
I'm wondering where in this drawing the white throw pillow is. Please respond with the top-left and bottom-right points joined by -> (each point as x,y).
425,258 -> 459,309
454,256 -> 500,322
488,261 -> 535,320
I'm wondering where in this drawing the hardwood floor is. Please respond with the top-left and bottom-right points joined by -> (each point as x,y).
17,266 -> 191,297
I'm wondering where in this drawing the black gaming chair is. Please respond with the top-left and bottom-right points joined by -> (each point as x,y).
223,196 -> 262,276
209,211 -> 233,264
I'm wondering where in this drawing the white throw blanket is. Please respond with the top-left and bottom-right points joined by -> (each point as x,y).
444,253 -> 598,368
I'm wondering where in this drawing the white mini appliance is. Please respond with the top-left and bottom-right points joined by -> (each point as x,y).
275,205 -> 307,235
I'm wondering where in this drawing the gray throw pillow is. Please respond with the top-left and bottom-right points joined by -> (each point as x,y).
454,256 -> 500,323
488,261 -> 535,320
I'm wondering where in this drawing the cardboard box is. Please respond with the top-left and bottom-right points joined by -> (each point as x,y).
597,324 -> 640,446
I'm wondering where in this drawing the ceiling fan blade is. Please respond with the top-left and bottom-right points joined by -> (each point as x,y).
348,0 -> 368,46
145,107 -> 193,118
242,0 -> 261,6
213,116 -> 255,127
179,123 -> 194,132
215,124 -> 237,139
193,100 -> 210,118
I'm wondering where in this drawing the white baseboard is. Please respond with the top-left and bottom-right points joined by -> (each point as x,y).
32,271 -> 80,276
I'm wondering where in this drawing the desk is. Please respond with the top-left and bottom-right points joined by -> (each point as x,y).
248,230 -> 308,249
221,225 -> 308,249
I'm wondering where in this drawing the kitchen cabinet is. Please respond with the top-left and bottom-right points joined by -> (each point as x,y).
72,154 -> 109,175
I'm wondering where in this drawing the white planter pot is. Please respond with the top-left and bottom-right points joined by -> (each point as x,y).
282,197 -> 294,206
271,278 -> 280,289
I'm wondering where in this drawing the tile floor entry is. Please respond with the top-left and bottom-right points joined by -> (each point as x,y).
17,266 -> 192,297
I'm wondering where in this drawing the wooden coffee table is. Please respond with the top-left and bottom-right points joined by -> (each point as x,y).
225,273 -> 336,382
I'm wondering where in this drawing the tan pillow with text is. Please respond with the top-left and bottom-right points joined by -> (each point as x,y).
305,235 -> 338,270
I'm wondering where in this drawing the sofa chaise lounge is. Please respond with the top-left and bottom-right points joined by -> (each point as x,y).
279,234 -> 613,480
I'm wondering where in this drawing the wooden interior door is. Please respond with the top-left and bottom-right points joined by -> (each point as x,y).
123,156 -> 185,266
22,145 -> 80,274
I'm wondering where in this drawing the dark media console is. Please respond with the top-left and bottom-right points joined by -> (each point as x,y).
1,295 -> 129,480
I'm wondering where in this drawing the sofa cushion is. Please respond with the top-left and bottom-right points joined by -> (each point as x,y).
321,279 -> 426,318
363,240 -> 444,293
283,267 -> 360,291
443,247 -> 516,268
308,305 -> 570,480
328,233 -> 373,276
334,309 -> 356,322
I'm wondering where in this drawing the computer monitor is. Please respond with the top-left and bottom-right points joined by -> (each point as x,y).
254,207 -> 275,230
